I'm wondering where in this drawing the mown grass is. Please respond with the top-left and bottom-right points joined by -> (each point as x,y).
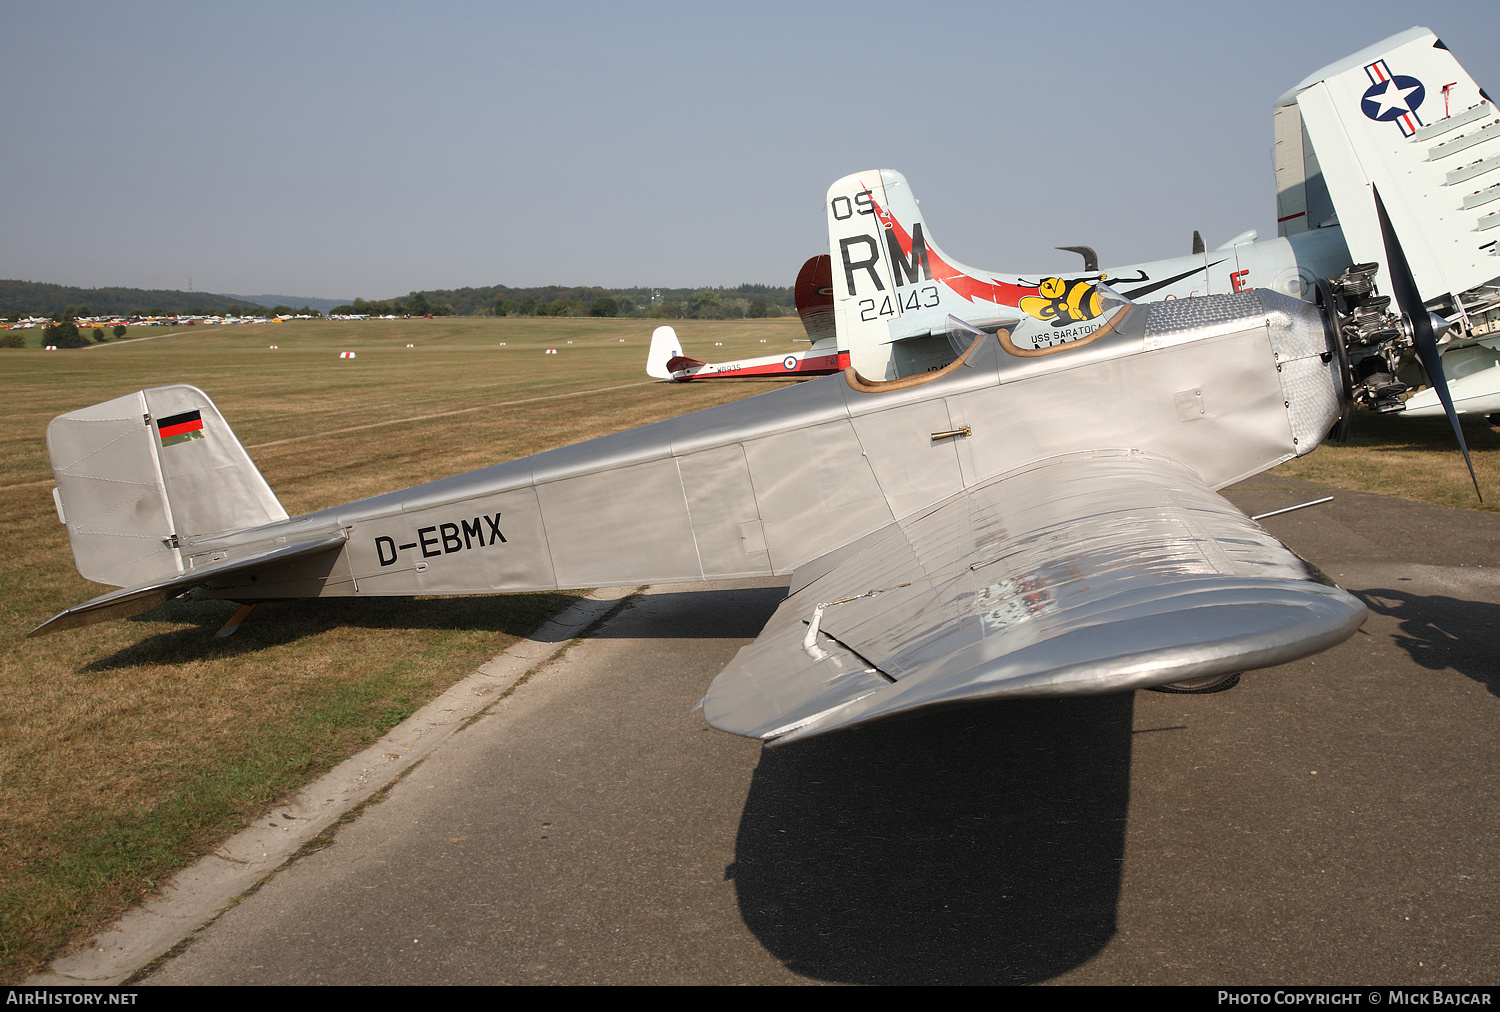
1274,408 -> 1500,512
0,315 -> 805,980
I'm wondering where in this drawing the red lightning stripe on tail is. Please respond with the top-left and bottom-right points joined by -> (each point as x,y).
862,182 -> 1028,307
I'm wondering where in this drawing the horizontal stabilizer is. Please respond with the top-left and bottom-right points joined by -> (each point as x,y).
665,355 -> 707,373
703,451 -> 1365,745
29,531 -> 347,637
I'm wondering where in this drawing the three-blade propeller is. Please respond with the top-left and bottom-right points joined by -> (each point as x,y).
1373,187 -> 1482,501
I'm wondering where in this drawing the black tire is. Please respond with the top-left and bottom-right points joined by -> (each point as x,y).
1148,672 -> 1241,694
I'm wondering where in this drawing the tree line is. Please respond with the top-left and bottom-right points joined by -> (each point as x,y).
4,279 -> 801,323
0,318 -> 129,348
0,280 -> 253,318
333,284 -> 796,320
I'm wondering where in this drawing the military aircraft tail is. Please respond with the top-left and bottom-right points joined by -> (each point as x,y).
826,169 -> 1024,380
46,385 -> 289,590
1276,26 -> 1499,305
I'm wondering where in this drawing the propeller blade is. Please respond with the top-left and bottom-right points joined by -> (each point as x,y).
1373,187 -> 1481,501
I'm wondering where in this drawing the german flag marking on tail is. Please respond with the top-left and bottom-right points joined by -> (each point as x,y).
157,409 -> 204,447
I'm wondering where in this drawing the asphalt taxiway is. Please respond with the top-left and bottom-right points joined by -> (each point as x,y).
106,475 -> 1500,983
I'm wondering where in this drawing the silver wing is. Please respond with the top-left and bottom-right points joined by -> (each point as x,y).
703,450 -> 1365,746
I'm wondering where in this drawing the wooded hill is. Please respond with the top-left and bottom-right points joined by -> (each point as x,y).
338,284 -> 796,320
2,279 -> 797,321
0,280 -> 257,318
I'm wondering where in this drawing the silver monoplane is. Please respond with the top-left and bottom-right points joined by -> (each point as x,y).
35,177 -> 1467,748
32,31 -> 1483,745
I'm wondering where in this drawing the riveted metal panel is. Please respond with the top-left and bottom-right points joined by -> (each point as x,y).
1263,292 -> 1342,450
349,484 -> 557,595
848,397 -> 965,520
1262,293 -> 1328,359
952,326 -> 1293,491
677,444 -> 773,578
537,458 -> 700,586
741,419 -> 893,573
1278,358 -> 1340,451
1144,292 -> 1265,350
47,390 -> 178,587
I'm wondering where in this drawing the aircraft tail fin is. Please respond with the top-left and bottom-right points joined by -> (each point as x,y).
794,255 -> 836,346
1279,26 -> 1500,302
646,325 -> 685,379
47,385 -> 288,589
826,169 -> 1026,380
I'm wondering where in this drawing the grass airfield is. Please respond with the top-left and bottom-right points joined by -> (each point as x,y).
0,315 -> 805,981
3,314 -> 1500,980
1275,408 -> 1500,513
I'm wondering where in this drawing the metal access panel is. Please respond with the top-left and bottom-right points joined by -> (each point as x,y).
536,457 -> 703,587
741,417 -> 895,573
677,444 -> 774,579
348,483 -> 559,595
848,396 -> 967,521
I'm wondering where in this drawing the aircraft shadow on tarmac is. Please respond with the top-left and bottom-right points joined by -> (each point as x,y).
588,586 -> 794,640
731,694 -> 1135,985
1359,588 -> 1500,698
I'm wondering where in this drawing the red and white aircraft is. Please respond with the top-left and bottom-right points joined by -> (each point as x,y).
646,256 -> 845,381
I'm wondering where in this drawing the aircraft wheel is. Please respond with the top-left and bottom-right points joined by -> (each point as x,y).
1488,413 -> 1500,426
1148,673 -> 1241,694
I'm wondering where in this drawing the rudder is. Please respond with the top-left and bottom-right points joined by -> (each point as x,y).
48,385 -> 287,587
646,326 -> 685,379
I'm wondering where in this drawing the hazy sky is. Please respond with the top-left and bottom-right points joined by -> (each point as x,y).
4,1 -> 1498,301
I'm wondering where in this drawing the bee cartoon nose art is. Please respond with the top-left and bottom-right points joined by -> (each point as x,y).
1020,278 -> 1104,326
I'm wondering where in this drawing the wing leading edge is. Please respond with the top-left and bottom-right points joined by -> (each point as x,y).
703,450 -> 1365,745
